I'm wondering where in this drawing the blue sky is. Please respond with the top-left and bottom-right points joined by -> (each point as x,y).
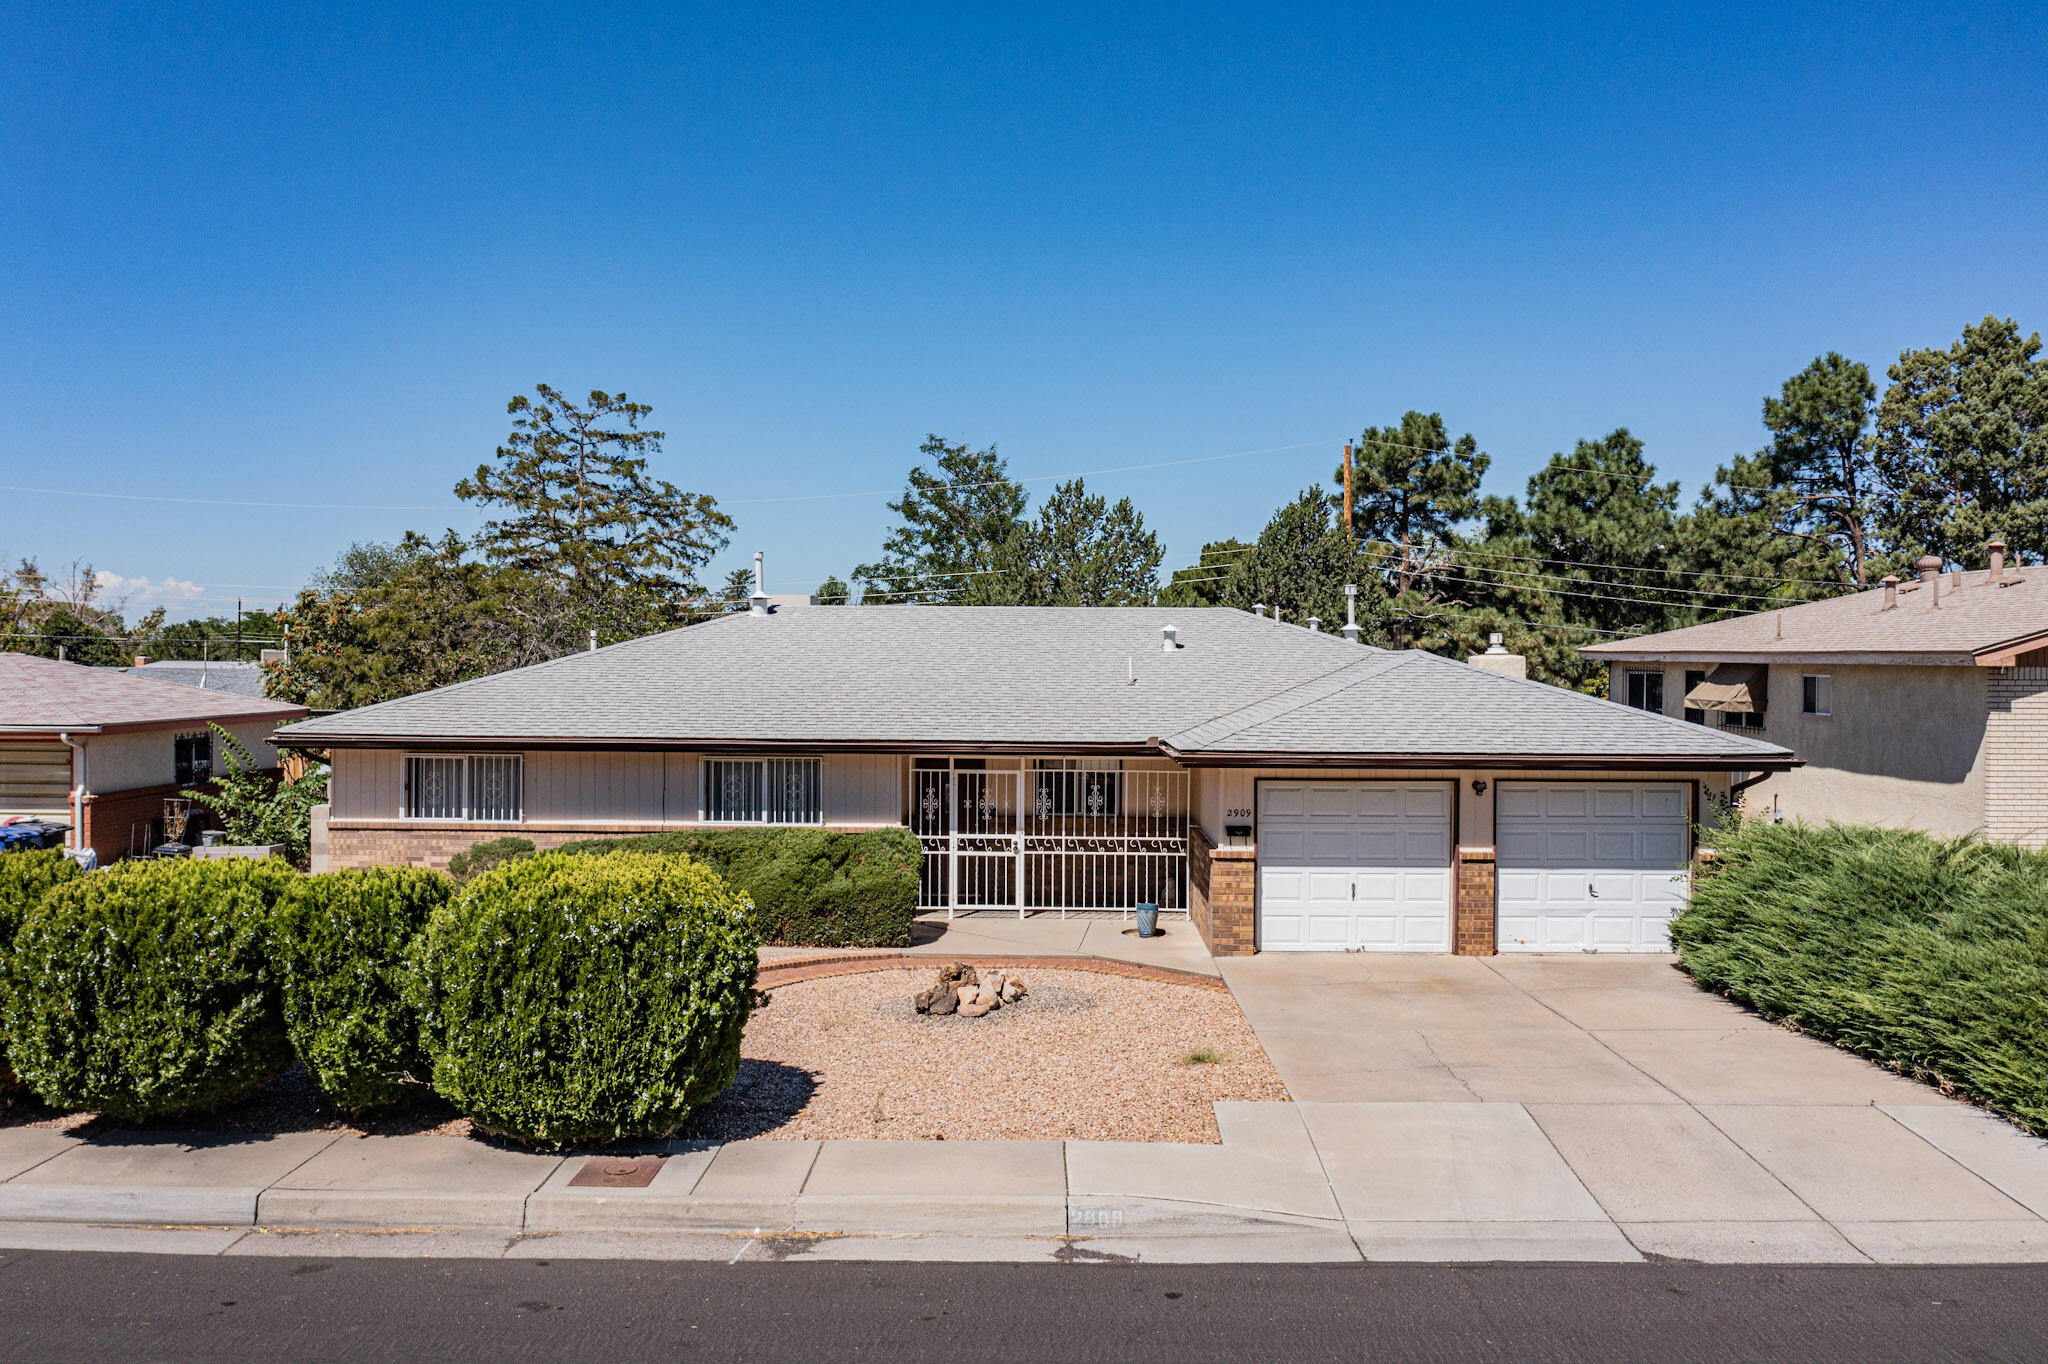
4,2 -> 2044,619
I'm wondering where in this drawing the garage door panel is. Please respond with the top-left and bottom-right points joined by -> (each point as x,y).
1307,788 -> 1353,817
1353,788 -> 1403,816
1257,782 -> 1452,953
1641,787 -> 1686,818
1590,788 -> 1638,817
1497,782 -> 1690,954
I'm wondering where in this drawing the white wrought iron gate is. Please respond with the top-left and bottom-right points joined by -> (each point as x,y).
913,763 -> 1189,918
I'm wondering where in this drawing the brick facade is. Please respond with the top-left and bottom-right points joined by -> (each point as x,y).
1188,825 -> 1257,956
1986,667 -> 2048,849
326,821 -> 889,871
1454,845 -> 1497,956
80,779 -> 235,863
328,822 -> 691,870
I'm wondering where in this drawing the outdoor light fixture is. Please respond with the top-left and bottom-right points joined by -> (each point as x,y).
1471,779 -> 1488,795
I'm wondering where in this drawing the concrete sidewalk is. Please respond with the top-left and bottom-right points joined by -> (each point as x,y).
7,1094 -> 2048,1263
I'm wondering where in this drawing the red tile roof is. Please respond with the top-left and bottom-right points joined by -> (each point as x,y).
0,653 -> 307,731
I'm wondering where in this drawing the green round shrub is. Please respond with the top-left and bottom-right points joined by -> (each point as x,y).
272,866 -> 454,1113
0,850 -> 83,1092
411,851 -> 759,1143
5,857 -> 297,1119
447,836 -> 535,882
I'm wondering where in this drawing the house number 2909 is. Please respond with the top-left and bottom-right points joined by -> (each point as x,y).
1226,808 -> 1252,818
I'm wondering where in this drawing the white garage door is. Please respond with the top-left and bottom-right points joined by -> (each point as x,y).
1257,782 -> 1452,952
1496,782 -> 1690,953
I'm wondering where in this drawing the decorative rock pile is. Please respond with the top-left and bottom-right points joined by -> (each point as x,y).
913,961 -> 1027,1018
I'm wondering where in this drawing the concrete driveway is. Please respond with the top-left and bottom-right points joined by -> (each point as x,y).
1218,952 -> 2048,1262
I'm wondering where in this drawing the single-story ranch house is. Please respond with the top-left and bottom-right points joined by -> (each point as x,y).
1583,543 -> 2048,847
1,652 -> 308,861
278,605 -> 1792,956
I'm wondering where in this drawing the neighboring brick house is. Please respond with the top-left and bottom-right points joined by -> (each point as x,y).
277,593 -> 1788,957
0,653 -> 308,862
1583,542 -> 2048,848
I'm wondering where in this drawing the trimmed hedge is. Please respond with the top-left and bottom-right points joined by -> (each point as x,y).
0,850 -> 83,1090
5,858 -> 298,1119
410,851 -> 759,1143
448,836 -> 535,882
272,866 -> 454,1112
1673,822 -> 2048,1133
557,828 -> 920,947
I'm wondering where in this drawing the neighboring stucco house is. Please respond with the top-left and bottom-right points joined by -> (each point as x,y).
1582,546 -> 2048,847
0,653 -> 309,861
278,604 -> 1787,957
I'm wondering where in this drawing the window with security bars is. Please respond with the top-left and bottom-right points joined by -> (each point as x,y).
405,754 -> 523,821
1032,758 -> 1122,818
703,757 -> 823,825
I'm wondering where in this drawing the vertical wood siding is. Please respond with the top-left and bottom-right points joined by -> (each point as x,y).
824,754 -> 902,826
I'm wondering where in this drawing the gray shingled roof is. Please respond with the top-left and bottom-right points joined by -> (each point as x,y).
119,661 -> 269,698
1163,649 -> 1789,761
277,606 -> 1791,765
1582,566 -> 2048,664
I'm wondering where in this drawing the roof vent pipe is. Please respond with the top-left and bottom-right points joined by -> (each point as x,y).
1342,584 -> 1360,642
587,629 -> 598,652
749,551 -> 770,617
1161,623 -> 1180,651
1307,616 -> 1321,632
1990,539 -> 2007,583
1882,574 -> 1899,610
1252,604 -> 1265,618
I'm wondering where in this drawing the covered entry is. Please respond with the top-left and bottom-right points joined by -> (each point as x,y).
1256,781 -> 1453,951
1496,782 -> 1691,952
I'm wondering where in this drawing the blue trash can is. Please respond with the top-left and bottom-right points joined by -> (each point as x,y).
1135,902 -> 1159,937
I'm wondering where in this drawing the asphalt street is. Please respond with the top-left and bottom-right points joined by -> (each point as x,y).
3,1252 -> 2047,1361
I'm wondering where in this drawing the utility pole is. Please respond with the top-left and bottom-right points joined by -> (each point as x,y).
1342,442 -> 1354,542
234,597 -> 244,662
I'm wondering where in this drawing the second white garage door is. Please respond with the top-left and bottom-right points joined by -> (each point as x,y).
1496,782 -> 1690,953
1257,782 -> 1452,951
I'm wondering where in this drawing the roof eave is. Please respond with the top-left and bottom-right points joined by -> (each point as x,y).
273,732 -> 1165,756
1155,743 -> 1800,771
1578,648 -> 1980,667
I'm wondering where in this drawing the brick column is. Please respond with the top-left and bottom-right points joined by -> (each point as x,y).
1454,845 -> 1496,957
1189,826 -> 1258,956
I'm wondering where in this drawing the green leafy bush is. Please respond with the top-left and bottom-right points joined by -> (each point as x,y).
5,858 -> 298,1119
1673,822 -> 2048,1132
557,828 -> 919,946
411,851 -> 759,1143
447,835 -> 535,882
184,722 -> 328,863
272,867 -> 454,1112
0,850 -> 83,1091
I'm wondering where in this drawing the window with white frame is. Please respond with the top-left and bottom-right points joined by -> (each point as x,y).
405,754 -> 523,821
703,757 -> 823,825
1802,674 -> 1833,716
1624,670 -> 1665,713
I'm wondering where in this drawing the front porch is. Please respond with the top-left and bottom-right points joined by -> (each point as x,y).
910,757 -> 1193,921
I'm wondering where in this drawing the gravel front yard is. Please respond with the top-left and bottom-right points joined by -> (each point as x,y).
684,966 -> 1286,1144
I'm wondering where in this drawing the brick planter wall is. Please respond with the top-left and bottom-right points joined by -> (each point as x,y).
1454,845 -> 1497,957
327,822 -> 885,871
1189,825 -> 1257,957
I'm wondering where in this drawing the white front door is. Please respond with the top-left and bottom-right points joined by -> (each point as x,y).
1496,782 -> 1691,952
1256,781 -> 1452,952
